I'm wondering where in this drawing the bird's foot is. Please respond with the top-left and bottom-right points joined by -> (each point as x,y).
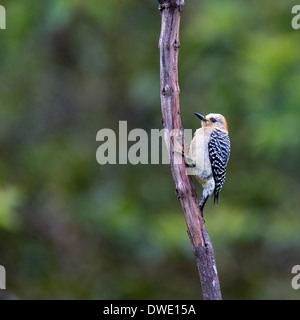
198,196 -> 208,217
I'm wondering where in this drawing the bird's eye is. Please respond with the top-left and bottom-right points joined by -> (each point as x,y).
210,117 -> 217,123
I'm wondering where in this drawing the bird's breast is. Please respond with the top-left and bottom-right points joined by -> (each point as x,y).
188,128 -> 212,181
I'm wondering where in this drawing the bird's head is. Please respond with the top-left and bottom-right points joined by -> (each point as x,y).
194,112 -> 228,133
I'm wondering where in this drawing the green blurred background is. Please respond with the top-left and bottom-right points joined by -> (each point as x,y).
0,0 -> 300,299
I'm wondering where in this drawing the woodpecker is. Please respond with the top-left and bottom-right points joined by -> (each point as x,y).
184,112 -> 230,212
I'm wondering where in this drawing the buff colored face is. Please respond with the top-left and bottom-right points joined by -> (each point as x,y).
203,113 -> 228,132
194,112 -> 228,133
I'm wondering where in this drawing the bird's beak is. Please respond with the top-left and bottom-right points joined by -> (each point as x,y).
194,112 -> 208,122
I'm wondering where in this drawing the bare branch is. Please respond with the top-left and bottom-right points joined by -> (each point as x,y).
158,0 -> 222,300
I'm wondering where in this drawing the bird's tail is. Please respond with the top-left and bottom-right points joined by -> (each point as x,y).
214,192 -> 219,205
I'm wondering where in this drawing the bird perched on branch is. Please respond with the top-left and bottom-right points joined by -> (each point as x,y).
183,113 -> 230,213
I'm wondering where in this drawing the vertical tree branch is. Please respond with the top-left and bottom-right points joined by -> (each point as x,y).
158,0 -> 222,300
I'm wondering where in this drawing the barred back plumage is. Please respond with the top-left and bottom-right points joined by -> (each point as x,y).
208,130 -> 231,204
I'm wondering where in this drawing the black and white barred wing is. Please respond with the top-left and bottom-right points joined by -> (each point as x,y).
208,131 -> 231,204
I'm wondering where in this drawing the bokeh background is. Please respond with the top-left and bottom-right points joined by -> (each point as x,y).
0,0 -> 300,299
